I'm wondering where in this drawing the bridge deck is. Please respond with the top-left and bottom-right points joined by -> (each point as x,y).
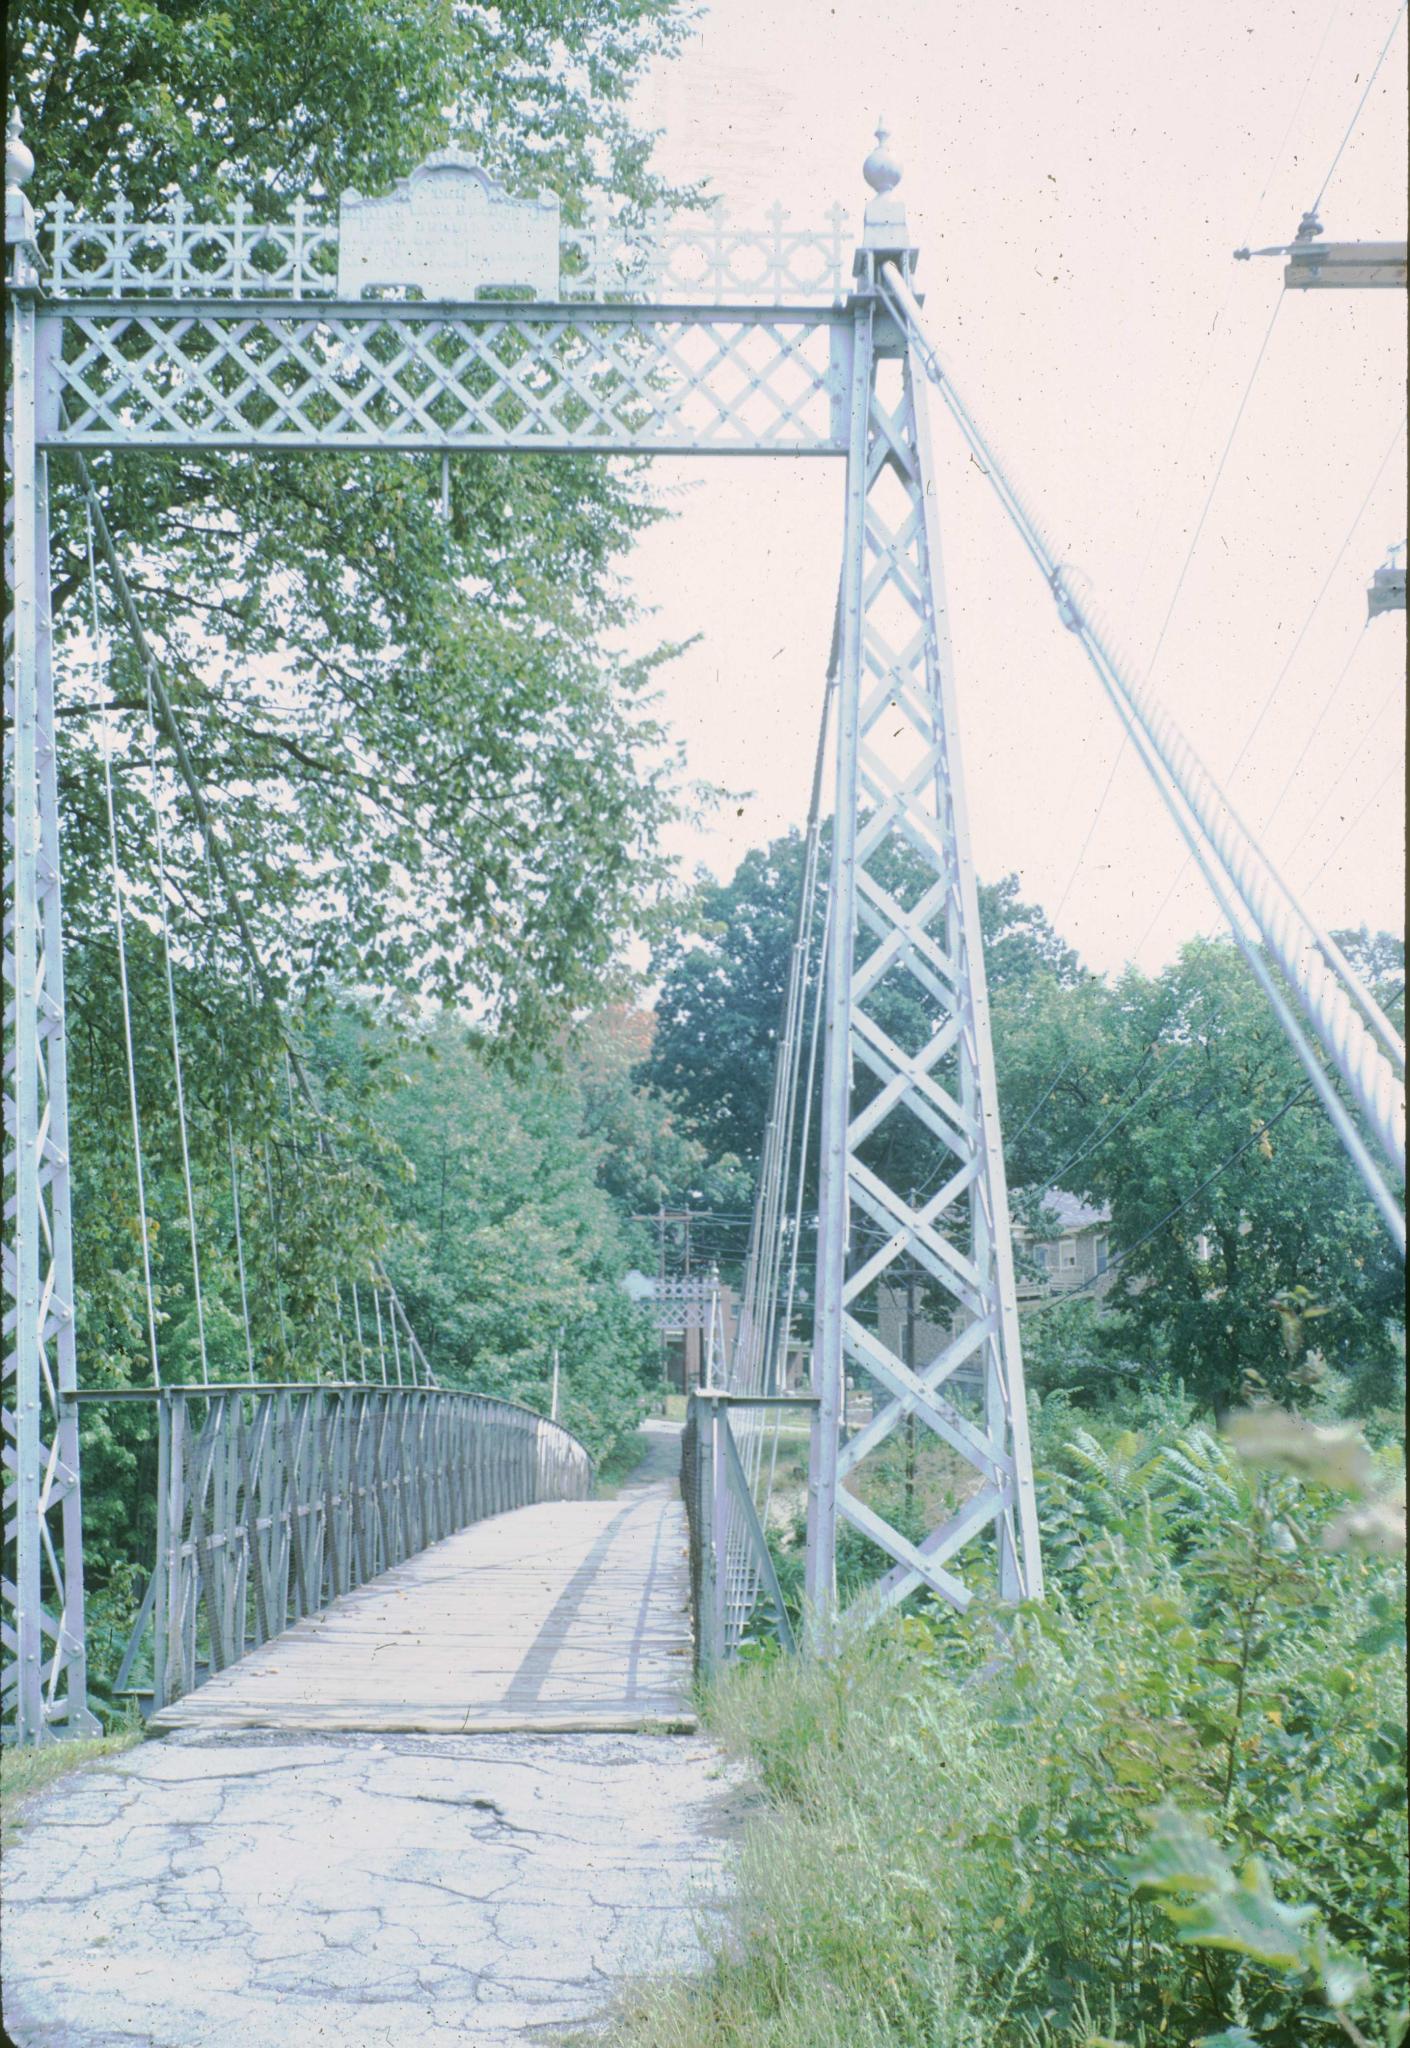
150,1419 -> 696,1735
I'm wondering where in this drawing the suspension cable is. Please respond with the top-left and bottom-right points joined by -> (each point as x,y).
262,1136 -> 290,1361
227,1120 -> 256,1382
73,451 -> 437,1386
88,504 -> 161,1389
881,262 -> 1404,1250
331,1280 -> 350,1382
372,1278 -> 394,1386
203,845 -> 256,1382
351,1280 -> 372,1383
141,665 -> 209,1384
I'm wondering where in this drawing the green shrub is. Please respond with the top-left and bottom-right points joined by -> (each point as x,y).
606,1406 -> 1407,2048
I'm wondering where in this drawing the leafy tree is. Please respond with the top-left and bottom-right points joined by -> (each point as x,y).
568,1006 -> 749,1217
646,824 -> 1077,1184
13,0 -> 696,1039
328,1003 -> 661,1454
1069,938 -> 1404,1414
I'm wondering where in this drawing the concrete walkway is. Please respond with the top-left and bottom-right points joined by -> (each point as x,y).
1,1421 -> 739,2048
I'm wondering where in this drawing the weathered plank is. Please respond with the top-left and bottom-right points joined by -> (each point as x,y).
150,1425 -> 695,1735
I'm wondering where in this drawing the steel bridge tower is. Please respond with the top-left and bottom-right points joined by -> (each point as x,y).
804,131 -> 1041,1629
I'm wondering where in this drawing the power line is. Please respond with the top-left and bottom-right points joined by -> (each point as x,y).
1045,0 -> 1402,944
1024,1080 -> 1316,1314
1240,0 -> 1348,245
1306,756 -> 1404,888
1126,415 -> 1406,958
1262,625 -> 1371,835
1036,1007 -> 1227,1197
1292,673 -> 1403,844
1311,0 -> 1408,213
1224,423 -> 1405,789
1046,294 -> 1286,929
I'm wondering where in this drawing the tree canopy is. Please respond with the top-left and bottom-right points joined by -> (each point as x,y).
644,823 -> 1404,1414
13,0 -> 697,1039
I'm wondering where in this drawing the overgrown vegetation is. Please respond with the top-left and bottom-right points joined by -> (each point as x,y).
605,1391 -> 1407,2048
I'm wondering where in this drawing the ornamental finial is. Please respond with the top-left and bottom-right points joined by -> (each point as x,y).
863,118 -> 901,198
6,106 -> 35,191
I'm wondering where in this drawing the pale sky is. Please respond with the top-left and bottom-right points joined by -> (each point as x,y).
626,0 -> 1407,977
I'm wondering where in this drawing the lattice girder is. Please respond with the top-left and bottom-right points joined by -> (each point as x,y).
806,310 -> 1041,1627
4,268 -> 99,1740
38,301 -> 852,456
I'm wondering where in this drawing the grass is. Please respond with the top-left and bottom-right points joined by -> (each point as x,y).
600,1635 -> 1025,2048
593,1426 -> 657,1498
1,1730 -> 143,1846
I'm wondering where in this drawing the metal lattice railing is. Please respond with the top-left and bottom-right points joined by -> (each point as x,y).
681,1392 -> 809,1670
44,190 -> 853,305
81,1383 -> 593,1711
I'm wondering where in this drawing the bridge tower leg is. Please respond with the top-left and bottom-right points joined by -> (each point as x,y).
4,128 -> 98,1741
805,136 -> 1042,1634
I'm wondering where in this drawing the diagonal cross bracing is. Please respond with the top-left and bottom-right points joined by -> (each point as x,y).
38,302 -> 852,456
806,311 -> 1042,1628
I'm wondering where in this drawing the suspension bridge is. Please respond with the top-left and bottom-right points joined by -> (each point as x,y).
1,83 -> 1405,2044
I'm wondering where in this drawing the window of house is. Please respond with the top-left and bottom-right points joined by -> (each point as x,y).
1096,1235 -> 1109,1273
1059,1237 -> 1077,1269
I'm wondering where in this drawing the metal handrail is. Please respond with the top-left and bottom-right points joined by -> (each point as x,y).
100,1382 -> 594,1710
683,1391 -> 816,1670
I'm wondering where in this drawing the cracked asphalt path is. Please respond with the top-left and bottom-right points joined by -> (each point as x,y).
2,1424 -> 740,2047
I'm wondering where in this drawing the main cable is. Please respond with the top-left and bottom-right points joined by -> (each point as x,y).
881,263 -> 1404,1250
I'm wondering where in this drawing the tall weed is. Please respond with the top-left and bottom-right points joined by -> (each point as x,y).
605,1406 -> 1406,2048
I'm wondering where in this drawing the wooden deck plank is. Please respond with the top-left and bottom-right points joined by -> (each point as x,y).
150,1423 -> 697,1736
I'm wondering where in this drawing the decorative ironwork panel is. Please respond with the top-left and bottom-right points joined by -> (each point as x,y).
805,302 -> 1042,1625
563,199 -> 853,304
40,302 -> 850,456
117,1385 -> 593,1710
45,182 -> 852,306
654,1275 -> 713,1333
